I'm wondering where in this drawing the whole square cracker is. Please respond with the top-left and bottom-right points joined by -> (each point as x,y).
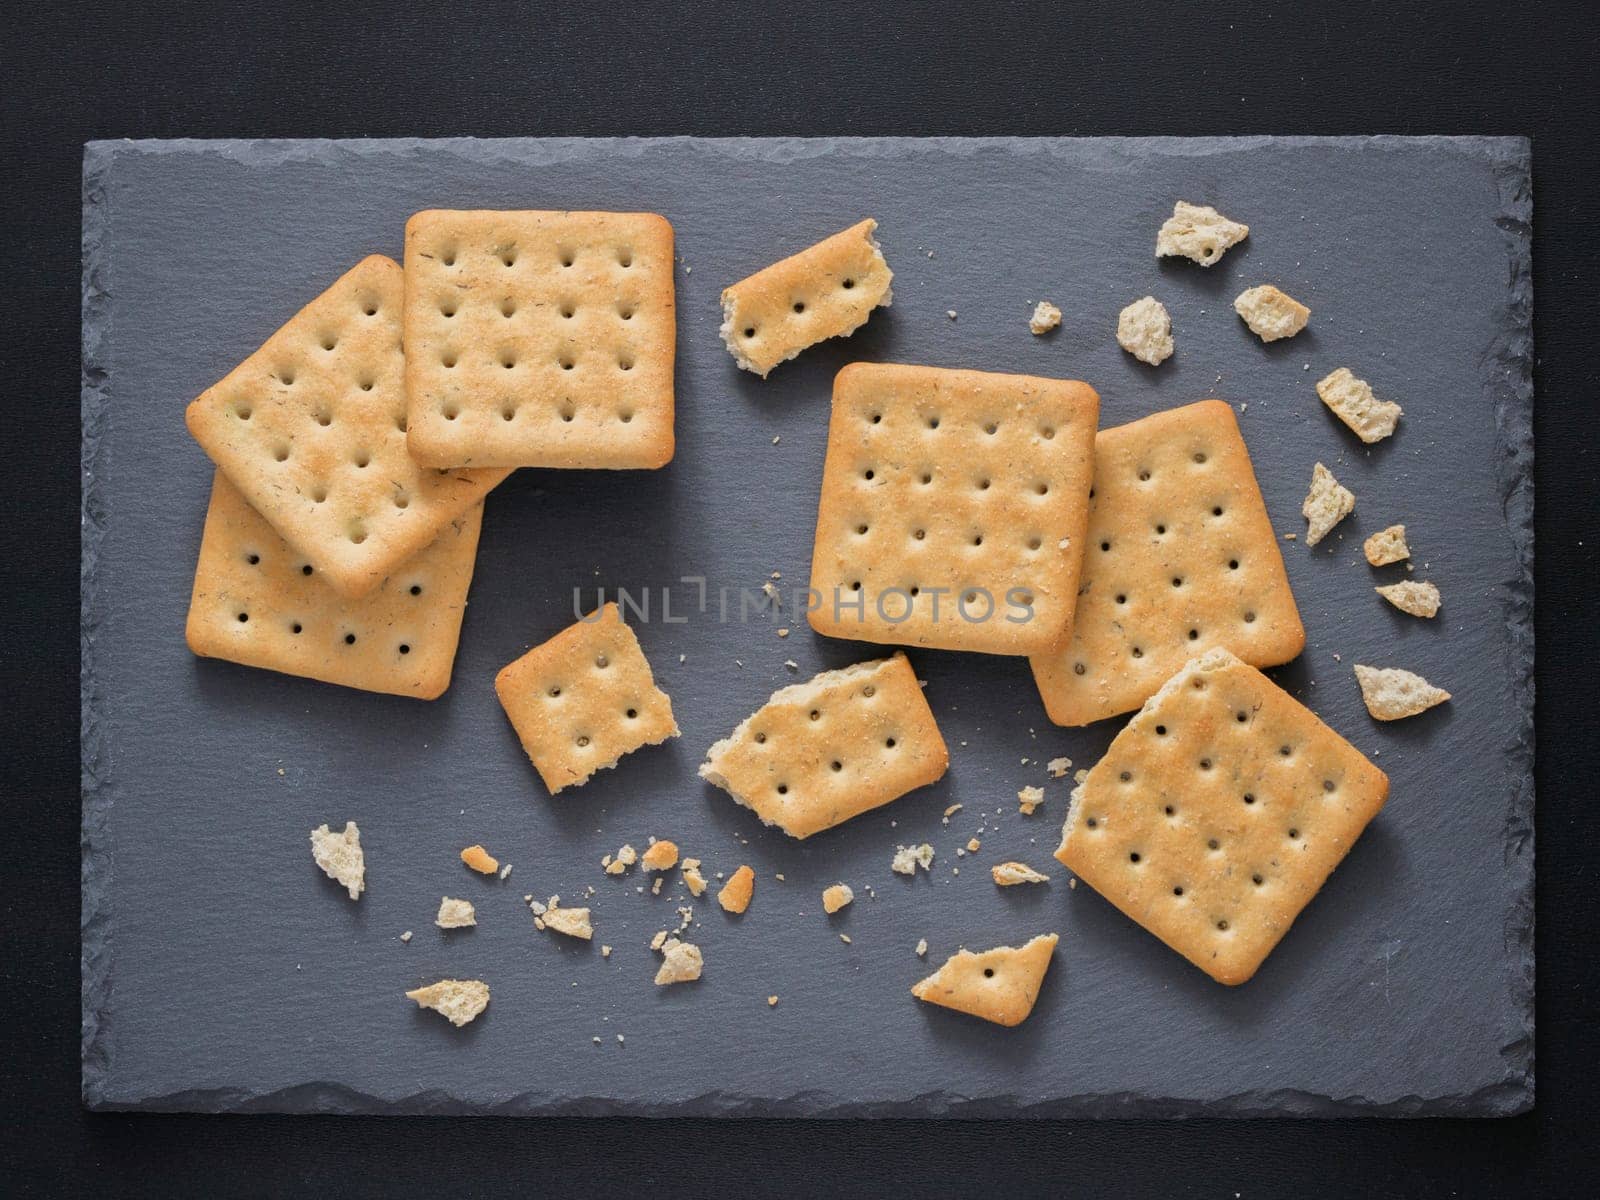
184,255 -> 509,599
1057,649 -> 1389,985
402,210 -> 675,470
808,363 -> 1100,656
495,602 -> 678,794
910,933 -> 1058,1027
719,219 -> 893,377
698,652 -> 949,839
1030,400 -> 1304,726
186,471 -> 482,700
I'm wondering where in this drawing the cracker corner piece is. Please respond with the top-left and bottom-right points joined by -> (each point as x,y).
1057,649 -> 1388,985
184,255 -> 509,598
1316,368 -> 1402,444
402,209 -> 676,470
310,821 -> 365,899
1363,524 -> 1410,566
1116,296 -> 1173,366
186,472 -> 482,700
910,933 -> 1058,1027
495,602 -> 678,794
720,219 -> 892,377
1354,664 -> 1451,720
1233,285 -> 1310,342
809,363 -> 1100,655
406,979 -> 490,1027
1302,462 -> 1355,546
699,652 -> 948,839
1375,580 -> 1441,618
1155,201 -> 1249,266
1031,400 -> 1304,727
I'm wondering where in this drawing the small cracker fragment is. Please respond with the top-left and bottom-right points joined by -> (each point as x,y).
1117,296 -> 1173,366
540,900 -> 594,940
892,843 -> 935,875
699,653 -> 948,839
993,861 -> 1051,886
1058,649 -> 1389,984
910,933 -> 1058,1027
1363,525 -> 1411,566
641,840 -> 679,871
460,844 -> 499,875
682,864 -> 708,897
1047,757 -> 1072,778
1302,463 -> 1355,547
435,897 -> 476,928
720,219 -> 893,377
1316,368 -> 1402,445
809,363 -> 1099,655
1029,300 -> 1062,335
718,865 -> 755,914
183,255 -> 509,599
1233,285 -> 1309,342
821,883 -> 855,914
605,844 -> 638,875
915,938 -> 929,957
402,209 -> 676,469
1354,665 -> 1451,721
309,822 -> 364,900
1031,401 -> 1304,726
653,939 -> 703,985
405,979 -> 490,1027
186,473 -> 483,700
1018,785 -> 1045,815
1376,580 -> 1441,619
1155,201 -> 1249,266
496,602 -> 679,793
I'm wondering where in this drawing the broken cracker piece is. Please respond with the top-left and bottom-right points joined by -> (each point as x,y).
310,821 -> 365,900
910,933 -> 1058,1027
1364,524 -> 1411,566
1029,300 -> 1062,335
892,843 -> 935,875
1047,757 -> 1072,779
405,979 -> 489,1027
435,897 -> 477,928
1018,785 -> 1045,815
1302,463 -> 1355,546
821,883 -> 855,914
460,844 -> 499,875
718,864 -> 755,914
1233,285 -> 1309,342
653,939 -> 703,985
992,862 -> 1051,886
641,839 -> 679,871
1316,368 -> 1402,444
1354,665 -> 1451,720
1156,201 -> 1249,266
1117,296 -> 1174,365
682,864 -> 708,897
540,900 -> 594,940
1376,580 -> 1441,618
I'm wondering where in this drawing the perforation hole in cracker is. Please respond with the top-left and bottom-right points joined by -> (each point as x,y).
402,210 -> 675,470
1030,400 -> 1304,725
1055,648 -> 1388,985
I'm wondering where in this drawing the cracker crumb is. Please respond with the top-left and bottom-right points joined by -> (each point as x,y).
1047,757 -> 1072,778
966,837 -> 981,853
1355,664 -> 1451,720
1069,877 -> 1078,889
498,862 -> 513,880
1117,296 -> 1174,365
641,840 -> 679,871
768,995 -> 779,1007
1317,367 -> 1403,444
651,877 -> 663,895
778,628 -> 790,638
1376,580 -> 1442,618
1302,463 -> 1355,546
784,659 -> 799,671
682,863 -> 708,897
459,844 -> 498,875
1018,785 -> 1045,815
400,930 -> 413,943
822,883 -> 855,914
1233,284 -> 1310,342
405,979 -> 490,1027
604,843 -> 638,875
992,861 -> 1052,886
947,309 -> 958,320
718,864 -> 755,914
1364,524 -> 1411,566
839,933 -> 853,944
892,843 -> 936,875
435,897 -> 477,929
1156,200 -> 1249,266
943,803 -> 963,818
916,938 -> 929,957
1029,300 -> 1062,335
601,944 -> 613,958
654,939 -> 703,985
309,822 -> 365,900
649,930 -> 668,951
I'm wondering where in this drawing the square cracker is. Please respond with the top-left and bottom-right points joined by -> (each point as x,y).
495,602 -> 678,794
1031,400 -> 1304,726
184,255 -> 508,599
698,652 -> 949,839
1057,649 -> 1389,985
719,219 -> 893,377
403,210 -> 675,470
186,472 -> 482,699
809,364 -> 1100,655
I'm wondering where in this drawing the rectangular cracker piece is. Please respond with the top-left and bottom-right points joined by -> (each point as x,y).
698,653 -> 949,839
1031,400 -> 1304,726
184,255 -> 509,599
719,219 -> 893,377
185,472 -> 482,700
403,210 -> 676,470
809,364 -> 1100,655
495,602 -> 678,794
1057,649 -> 1389,985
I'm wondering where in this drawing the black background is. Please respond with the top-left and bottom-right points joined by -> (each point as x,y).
3,1 -> 1596,1195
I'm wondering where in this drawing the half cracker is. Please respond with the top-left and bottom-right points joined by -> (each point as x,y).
1057,649 -> 1389,985
1031,400 -> 1304,726
910,933 -> 1058,1027
698,652 -> 949,839
184,255 -> 509,598
495,602 -> 678,793
186,472 -> 482,699
809,363 -> 1100,655
403,210 -> 675,470
719,219 -> 893,377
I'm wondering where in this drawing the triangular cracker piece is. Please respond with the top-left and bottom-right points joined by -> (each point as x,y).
185,255 -> 510,598
911,933 -> 1058,1027
405,979 -> 489,1027
1354,665 -> 1451,720
186,472 -> 482,699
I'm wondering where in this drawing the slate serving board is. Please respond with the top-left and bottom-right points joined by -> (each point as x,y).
81,136 -> 1532,1116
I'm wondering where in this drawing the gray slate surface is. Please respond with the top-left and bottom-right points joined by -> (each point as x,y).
81,136 -> 1533,1116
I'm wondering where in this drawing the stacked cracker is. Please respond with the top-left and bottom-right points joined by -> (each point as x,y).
184,212 -> 677,700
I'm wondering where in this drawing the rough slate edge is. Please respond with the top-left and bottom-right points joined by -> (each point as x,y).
76,135 -> 1534,1118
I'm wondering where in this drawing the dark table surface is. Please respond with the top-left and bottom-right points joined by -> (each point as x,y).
4,0 -> 1597,1195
